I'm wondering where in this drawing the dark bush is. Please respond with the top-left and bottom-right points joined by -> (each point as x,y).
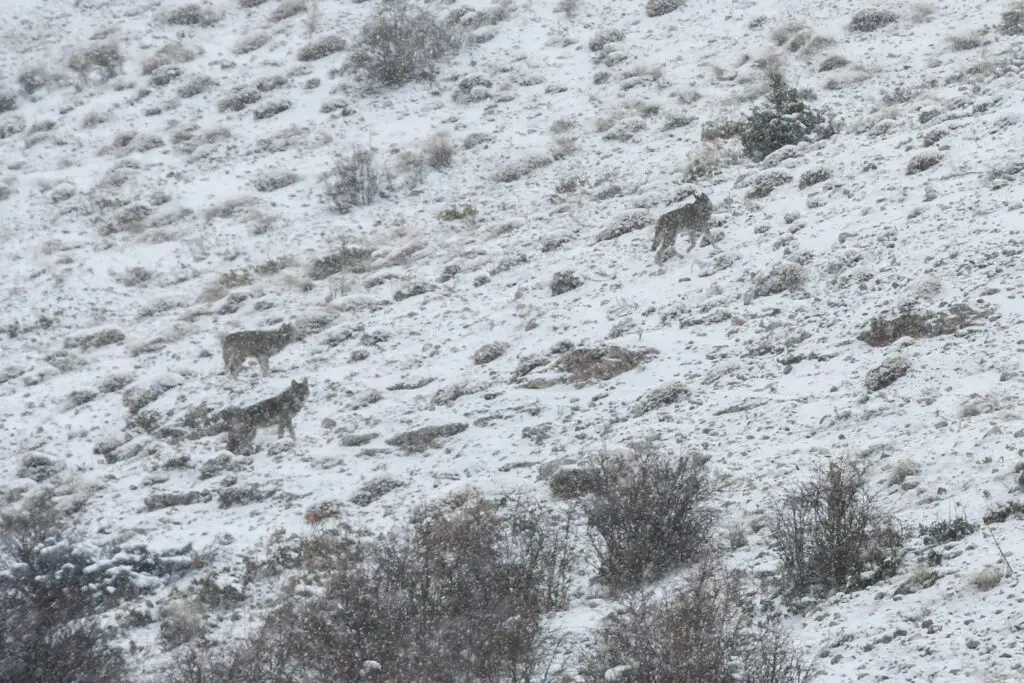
740,74 -> 834,162
349,0 -> 461,87
583,563 -> 814,683
768,459 -> 903,600
17,67 -> 50,95
0,91 -> 16,113
0,505 -> 129,683
171,492 -> 575,683
919,515 -> 977,545
307,245 -> 375,279
585,444 -> 717,591
1003,6 -> 1024,35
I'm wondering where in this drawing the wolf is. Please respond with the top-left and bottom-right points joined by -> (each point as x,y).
205,378 -> 310,454
650,192 -> 718,265
221,322 -> 297,378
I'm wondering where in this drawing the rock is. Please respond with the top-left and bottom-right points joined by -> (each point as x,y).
864,356 -> 910,392
386,423 -> 468,453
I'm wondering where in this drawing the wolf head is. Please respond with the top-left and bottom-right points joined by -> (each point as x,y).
692,191 -> 712,217
280,322 -> 298,340
290,378 -> 310,403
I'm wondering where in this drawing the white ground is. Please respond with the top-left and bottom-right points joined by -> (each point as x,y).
3,0 -> 1024,680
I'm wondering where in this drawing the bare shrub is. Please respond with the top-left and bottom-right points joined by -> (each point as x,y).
323,145 -> 380,213
1003,5 -> 1024,34
170,492 -> 575,682
81,110 -> 109,128
747,261 -> 805,300
919,514 -> 976,545
555,0 -> 579,18
887,458 -> 920,486
907,152 -> 941,175
585,443 -> 716,591
681,141 -> 742,181
589,28 -> 624,52
253,170 -> 300,192
909,2 -> 934,23
296,34 -> 346,61
948,31 -> 984,50
234,32 -> 271,54
0,91 -> 16,113
583,564 -> 814,683
799,167 -> 831,188
218,87 -> 261,112
645,0 -> 684,17
971,567 -> 1003,591
252,99 -> 291,119
269,0 -> 307,23
848,8 -> 898,32
349,0 -> 461,87
164,3 -> 221,25
818,54 -> 849,71
141,41 -> 199,75
18,66 -> 51,95
493,150 -> 553,182
159,600 -> 208,648
307,245 -> 375,279
67,41 -> 124,82
422,131 -> 455,169
700,116 -> 746,141
177,75 -> 216,98
770,21 -> 808,46
745,169 -> 793,199
768,459 -> 903,600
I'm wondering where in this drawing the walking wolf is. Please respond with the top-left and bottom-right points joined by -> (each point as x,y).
650,192 -> 717,265
221,322 -> 297,378
206,378 -> 310,454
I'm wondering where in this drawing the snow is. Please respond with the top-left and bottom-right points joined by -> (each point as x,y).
3,0 -> 1024,679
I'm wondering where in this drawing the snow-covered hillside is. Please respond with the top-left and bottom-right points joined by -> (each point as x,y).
3,0 -> 1024,679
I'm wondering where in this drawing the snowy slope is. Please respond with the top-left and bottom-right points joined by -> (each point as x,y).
3,0 -> 1024,679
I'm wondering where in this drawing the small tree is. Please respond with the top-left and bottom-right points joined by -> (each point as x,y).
585,443 -> 717,591
0,505 -> 128,683
171,491 -> 576,683
349,0 -> 461,87
768,459 -> 903,600
741,74 -> 834,161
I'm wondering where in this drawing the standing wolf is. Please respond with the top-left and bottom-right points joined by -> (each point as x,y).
650,192 -> 718,265
221,322 -> 297,378
202,378 -> 310,454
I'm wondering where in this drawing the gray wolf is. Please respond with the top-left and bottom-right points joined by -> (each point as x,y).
207,378 -> 310,454
651,192 -> 718,265
221,322 -> 296,378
